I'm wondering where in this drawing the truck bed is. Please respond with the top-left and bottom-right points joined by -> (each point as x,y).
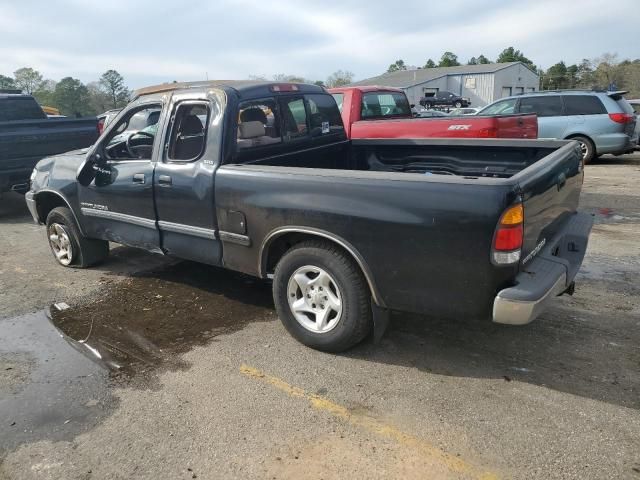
218,138 -> 584,318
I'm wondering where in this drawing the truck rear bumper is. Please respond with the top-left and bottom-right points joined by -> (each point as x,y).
493,212 -> 593,325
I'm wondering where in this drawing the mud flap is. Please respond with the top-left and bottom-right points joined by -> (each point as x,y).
371,301 -> 390,344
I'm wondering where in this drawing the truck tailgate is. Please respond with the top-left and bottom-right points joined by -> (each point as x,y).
515,141 -> 584,266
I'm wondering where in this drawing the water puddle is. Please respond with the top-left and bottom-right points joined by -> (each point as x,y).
48,261 -> 276,377
1,261 -> 275,453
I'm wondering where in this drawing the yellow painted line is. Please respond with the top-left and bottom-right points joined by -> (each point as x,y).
240,364 -> 499,480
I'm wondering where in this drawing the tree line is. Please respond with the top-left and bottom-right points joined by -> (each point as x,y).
386,47 -> 640,97
0,68 -> 131,117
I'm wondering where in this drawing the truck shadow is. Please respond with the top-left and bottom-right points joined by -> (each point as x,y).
0,192 -> 32,223
347,293 -> 639,411
588,153 -> 640,166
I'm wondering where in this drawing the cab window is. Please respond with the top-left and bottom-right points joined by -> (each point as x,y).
306,94 -> 344,136
237,98 -> 282,150
281,97 -> 308,140
167,102 -> 209,161
361,92 -> 411,119
103,104 -> 162,160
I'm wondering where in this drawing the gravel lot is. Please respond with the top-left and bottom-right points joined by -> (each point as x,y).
1,154 -> 639,480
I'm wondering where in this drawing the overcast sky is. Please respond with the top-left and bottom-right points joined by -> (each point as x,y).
1,0 -> 637,88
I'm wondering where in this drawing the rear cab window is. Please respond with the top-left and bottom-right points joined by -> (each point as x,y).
237,98 -> 282,150
563,95 -> 607,115
518,96 -> 563,117
331,93 -> 344,112
361,91 -> 411,119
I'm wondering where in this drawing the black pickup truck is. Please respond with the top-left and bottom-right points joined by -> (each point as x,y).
26,81 -> 592,352
0,92 -> 98,193
419,91 -> 471,109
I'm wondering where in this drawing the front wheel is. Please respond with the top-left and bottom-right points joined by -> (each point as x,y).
273,241 -> 372,352
454,101 -> 463,108
46,207 -> 109,268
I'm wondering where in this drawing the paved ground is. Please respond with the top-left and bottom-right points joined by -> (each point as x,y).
1,154 -> 639,480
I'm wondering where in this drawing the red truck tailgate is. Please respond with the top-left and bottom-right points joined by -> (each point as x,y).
350,114 -> 537,139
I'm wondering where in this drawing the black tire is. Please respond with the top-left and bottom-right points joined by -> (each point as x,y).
273,240 -> 372,352
454,101 -> 463,108
571,135 -> 595,164
45,207 -> 109,268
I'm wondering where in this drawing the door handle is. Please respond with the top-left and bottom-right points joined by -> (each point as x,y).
158,175 -> 172,186
133,173 -> 145,184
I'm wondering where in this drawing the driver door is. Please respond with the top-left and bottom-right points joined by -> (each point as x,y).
78,102 -> 164,251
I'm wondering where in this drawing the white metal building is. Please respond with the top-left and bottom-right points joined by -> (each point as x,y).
350,62 -> 540,107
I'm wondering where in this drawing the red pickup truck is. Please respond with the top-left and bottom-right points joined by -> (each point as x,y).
328,86 -> 538,140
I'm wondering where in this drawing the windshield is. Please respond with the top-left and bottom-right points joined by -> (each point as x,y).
479,98 -> 517,116
361,92 -> 411,119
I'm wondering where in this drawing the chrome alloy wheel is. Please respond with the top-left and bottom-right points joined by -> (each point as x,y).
48,223 -> 73,265
287,265 -> 343,333
578,140 -> 589,159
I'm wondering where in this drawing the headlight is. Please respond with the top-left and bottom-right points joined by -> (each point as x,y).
30,168 -> 38,181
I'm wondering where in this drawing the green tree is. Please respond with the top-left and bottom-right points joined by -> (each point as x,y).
272,73 -> 305,83
0,75 -> 15,89
467,57 -> 477,65
87,81 -> 111,113
423,59 -> 436,68
387,59 -> 407,73
13,67 -> 43,94
32,79 -> 57,106
477,55 -> 491,64
53,77 -> 91,117
99,69 -> 130,109
438,52 -> 460,67
313,80 -> 325,87
496,47 -> 534,68
545,61 -> 568,89
575,59 -> 595,88
326,70 -> 354,88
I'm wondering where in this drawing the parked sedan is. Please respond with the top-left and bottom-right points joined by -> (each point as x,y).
449,107 -> 479,116
417,110 -> 449,118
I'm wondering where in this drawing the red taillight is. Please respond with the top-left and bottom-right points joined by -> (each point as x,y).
492,204 -> 524,264
494,224 -> 523,251
608,113 -> 634,124
97,118 -> 105,135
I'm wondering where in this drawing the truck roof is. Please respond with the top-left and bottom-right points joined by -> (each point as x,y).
327,85 -> 405,94
133,80 -> 326,101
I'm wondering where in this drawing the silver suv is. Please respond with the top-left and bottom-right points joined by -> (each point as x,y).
478,90 -> 638,162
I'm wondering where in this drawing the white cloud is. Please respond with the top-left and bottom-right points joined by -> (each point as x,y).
0,0 -> 637,87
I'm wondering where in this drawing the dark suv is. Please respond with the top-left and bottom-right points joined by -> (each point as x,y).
419,91 -> 470,108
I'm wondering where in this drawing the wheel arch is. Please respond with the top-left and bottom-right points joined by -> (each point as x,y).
34,190 -> 86,236
564,133 -> 596,154
259,227 -> 385,307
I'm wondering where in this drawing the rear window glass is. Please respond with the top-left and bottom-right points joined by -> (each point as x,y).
519,96 -> 563,117
281,97 -> 308,140
331,93 -> 344,112
237,98 -> 282,150
361,92 -> 411,119
306,94 -> 344,135
0,97 -> 47,121
563,95 -> 606,115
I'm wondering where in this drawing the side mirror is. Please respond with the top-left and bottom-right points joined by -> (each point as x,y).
76,153 -> 104,187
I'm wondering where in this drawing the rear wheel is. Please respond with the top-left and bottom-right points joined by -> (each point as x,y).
273,240 -> 372,352
454,101 -> 463,108
571,135 -> 595,164
46,207 -> 109,268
